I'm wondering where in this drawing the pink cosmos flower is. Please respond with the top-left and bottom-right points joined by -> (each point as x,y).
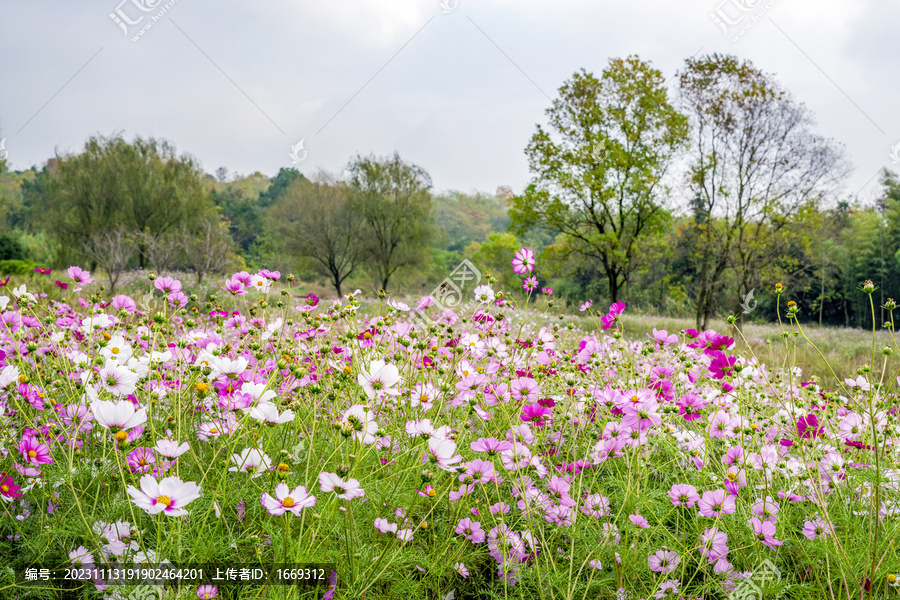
802,518 -> 831,541
374,517 -> 397,534
579,300 -> 593,312
111,295 -> 136,314
455,518 -> 486,543
470,437 -> 512,455
797,414 -> 824,439
510,248 -> 535,274
522,276 -> 539,291
154,276 -> 182,294
629,514 -> 650,529
318,472 -> 365,500
67,266 -> 93,285
261,483 -> 316,516
126,447 -> 156,474
18,436 -> 53,466
749,517 -> 783,549
647,328 -> 678,346
648,549 -> 680,574
223,277 -> 247,295
197,585 -> 218,599
126,475 -> 201,517
454,562 -> 469,578
510,377 -> 540,403
700,526 -> 729,562
601,301 -> 626,329
698,489 -> 735,518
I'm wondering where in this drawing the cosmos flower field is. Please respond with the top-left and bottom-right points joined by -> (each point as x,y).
1,256 -> 899,600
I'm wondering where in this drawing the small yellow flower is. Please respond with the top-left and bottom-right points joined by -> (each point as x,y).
195,382 -> 209,393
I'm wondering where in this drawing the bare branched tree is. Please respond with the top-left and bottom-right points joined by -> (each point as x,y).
82,228 -> 136,294
182,216 -> 235,283
136,230 -> 184,273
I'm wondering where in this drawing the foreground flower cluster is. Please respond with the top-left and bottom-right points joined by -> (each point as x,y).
0,262 -> 899,599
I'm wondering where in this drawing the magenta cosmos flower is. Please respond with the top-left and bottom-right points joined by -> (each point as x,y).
520,403 -> 551,427
18,436 -> 53,466
510,248 -> 535,274
126,474 -> 201,517
261,483 -> 316,516
66,266 -> 92,285
601,301 -> 626,329
0,473 -> 23,500
521,276 -> 539,291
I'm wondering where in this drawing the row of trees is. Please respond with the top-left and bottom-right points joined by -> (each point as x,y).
0,51 -> 895,329
510,53 -> 848,328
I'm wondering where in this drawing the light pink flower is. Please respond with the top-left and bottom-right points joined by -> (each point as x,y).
126,475 -> 201,517
261,483 -> 316,516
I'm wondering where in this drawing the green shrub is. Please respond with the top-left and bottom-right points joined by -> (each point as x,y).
0,233 -> 25,261
0,259 -> 39,276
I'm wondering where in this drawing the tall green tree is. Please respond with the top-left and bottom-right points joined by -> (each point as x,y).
348,152 -> 433,291
509,56 -> 689,303
39,134 -> 215,268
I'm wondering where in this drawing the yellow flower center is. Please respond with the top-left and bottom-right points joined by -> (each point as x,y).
111,347 -> 119,354
195,382 -> 209,393
1,484 -> 9,493
209,428 -> 218,435
421,395 -> 429,403
138,458 -> 148,466
27,450 -> 37,458
114,431 -> 128,442
18,374 -> 27,384
277,463 -> 290,473
888,574 -> 897,584
427,488 -> 436,497
343,366 -> 352,375
282,497 -> 295,508
155,495 -> 172,507
631,395 -> 639,403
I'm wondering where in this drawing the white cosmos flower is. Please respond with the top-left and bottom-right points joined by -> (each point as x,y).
357,360 -> 401,399
0,364 -> 20,390
96,363 -> 139,397
154,439 -> 190,458
229,448 -> 272,477
100,336 -> 133,363
126,475 -> 201,517
241,382 -> 277,405
249,403 -> 295,425
90,399 -> 147,431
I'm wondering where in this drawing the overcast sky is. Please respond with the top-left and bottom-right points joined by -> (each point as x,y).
1,0 -> 898,206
